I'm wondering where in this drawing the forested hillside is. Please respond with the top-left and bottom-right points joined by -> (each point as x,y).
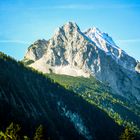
0,52 -> 139,140
48,74 -> 140,135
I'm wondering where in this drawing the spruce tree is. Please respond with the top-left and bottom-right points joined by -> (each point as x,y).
4,122 -> 21,140
34,125 -> 44,140
120,128 -> 135,140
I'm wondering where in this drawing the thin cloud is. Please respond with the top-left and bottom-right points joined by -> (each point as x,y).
51,4 -> 140,10
117,39 -> 140,43
0,40 -> 29,45
1,4 -> 140,11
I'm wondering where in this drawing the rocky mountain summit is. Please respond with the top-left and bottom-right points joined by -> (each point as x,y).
23,22 -> 140,104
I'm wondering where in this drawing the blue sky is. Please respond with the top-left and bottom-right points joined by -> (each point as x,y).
0,0 -> 140,60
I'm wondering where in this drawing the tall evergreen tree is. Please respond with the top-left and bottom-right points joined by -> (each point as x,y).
120,127 -> 135,140
4,122 -> 21,140
34,125 -> 44,140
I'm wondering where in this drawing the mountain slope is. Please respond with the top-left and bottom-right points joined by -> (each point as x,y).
23,22 -> 140,105
84,27 -> 137,71
47,74 -> 140,133
0,52 -> 125,140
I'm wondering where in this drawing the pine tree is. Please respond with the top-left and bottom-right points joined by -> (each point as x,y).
34,125 -> 44,140
120,128 -> 135,140
23,136 -> 30,140
4,122 -> 21,140
0,131 -> 5,140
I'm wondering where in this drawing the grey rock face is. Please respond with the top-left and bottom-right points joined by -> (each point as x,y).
135,62 -> 140,73
24,22 -> 140,104
25,39 -> 47,61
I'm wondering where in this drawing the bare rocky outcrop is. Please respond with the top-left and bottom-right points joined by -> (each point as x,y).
24,22 -> 140,104
135,62 -> 140,73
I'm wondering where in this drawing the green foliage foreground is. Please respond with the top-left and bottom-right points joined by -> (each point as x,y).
0,123 -> 50,140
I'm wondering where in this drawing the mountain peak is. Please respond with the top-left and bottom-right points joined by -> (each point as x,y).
55,22 -> 80,35
64,21 -> 79,28
24,22 -> 139,103
85,27 -> 117,48
85,27 -> 102,35
63,21 -> 79,29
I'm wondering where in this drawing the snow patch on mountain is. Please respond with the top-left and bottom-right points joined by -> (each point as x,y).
84,27 -> 125,60
84,27 -> 117,51
84,27 -> 136,72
